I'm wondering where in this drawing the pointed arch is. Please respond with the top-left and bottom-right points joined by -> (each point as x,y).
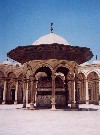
87,71 -> 99,104
7,72 -> 16,78
32,62 -> 54,76
54,63 -> 72,74
87,70 -> 100,78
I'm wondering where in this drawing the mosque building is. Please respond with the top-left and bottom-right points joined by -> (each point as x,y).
0,25 -> 100,109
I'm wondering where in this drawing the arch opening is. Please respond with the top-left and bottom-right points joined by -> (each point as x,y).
77,73 -> 85,104
0,71 -> 4,103
6,72 -> 16,104
34,66 -> 52,108
55,67 -> 70,108
17,73 -> 24,104
87,72 -> 99,104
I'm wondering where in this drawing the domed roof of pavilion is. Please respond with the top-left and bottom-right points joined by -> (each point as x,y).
92,60 -> 100,65
32,33 -> 70,45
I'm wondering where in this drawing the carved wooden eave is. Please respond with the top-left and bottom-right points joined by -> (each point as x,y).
7,43 -> 93,64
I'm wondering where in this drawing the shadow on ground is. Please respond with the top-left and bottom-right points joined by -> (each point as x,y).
17,107 -> 99,111
63,108 -> 98,111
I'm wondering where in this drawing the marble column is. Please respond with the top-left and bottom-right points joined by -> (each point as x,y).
14,80 -> 18,104
26,80 -> 29,104
30,77 -> 35,110
2,79 -> 7,104
22,80 -> 26,108
51,75 -> 56,110
71,73 -> 78,109
86,79 -> 89,104
73,73 -> 76,104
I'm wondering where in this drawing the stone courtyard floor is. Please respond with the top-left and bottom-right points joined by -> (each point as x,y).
0,104 -> 100,135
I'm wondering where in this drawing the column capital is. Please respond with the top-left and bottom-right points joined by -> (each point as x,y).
51,74 -> 56,80
2,77 -> 8,81
23,77 -> 27,83
30,76 -> 36,82
84,78 -> 88,82
15,78 -> 19,82
26,78 -> 30,83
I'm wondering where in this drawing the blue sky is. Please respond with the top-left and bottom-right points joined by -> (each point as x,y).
0,0 -> 100,63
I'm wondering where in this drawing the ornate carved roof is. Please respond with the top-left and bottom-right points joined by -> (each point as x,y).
7,43 -> 93,64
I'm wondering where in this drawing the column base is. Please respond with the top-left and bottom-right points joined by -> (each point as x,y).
51,102 -> 56,110
99,101 -> 100,105
22,100 -> 26,108
86,100 -> 89,105
2,100 -> 6,104
71,102 -> 79,109
14,100 -> 17,105
30,102 -> 35,110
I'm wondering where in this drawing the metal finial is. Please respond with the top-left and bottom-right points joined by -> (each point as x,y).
50,23 -> 53,33
96,55 -> 97,60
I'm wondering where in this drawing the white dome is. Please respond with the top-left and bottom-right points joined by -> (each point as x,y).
80,62 -> 90,66
2,60 -> 12,65
14,62 -> 22,67
92,60 -> 100,65
32,33 -> 69,45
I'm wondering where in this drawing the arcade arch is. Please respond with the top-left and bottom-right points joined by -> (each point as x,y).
6,72 -> 16,104
87,71 -> 99,104
77,73 -> 85,103
34,66 -> 52,108
55,66 -> 70,108
17,73 -> 24,103
0,71 -> 4,103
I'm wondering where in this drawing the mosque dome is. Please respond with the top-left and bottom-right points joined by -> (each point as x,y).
32,33 -> 70,45
2,60 -> 12,65
80,62 -> 90,66
92,60 -> 100,65
14,62 -> 22,67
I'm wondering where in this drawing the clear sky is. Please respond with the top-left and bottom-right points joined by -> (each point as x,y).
0,0 -> 100,63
